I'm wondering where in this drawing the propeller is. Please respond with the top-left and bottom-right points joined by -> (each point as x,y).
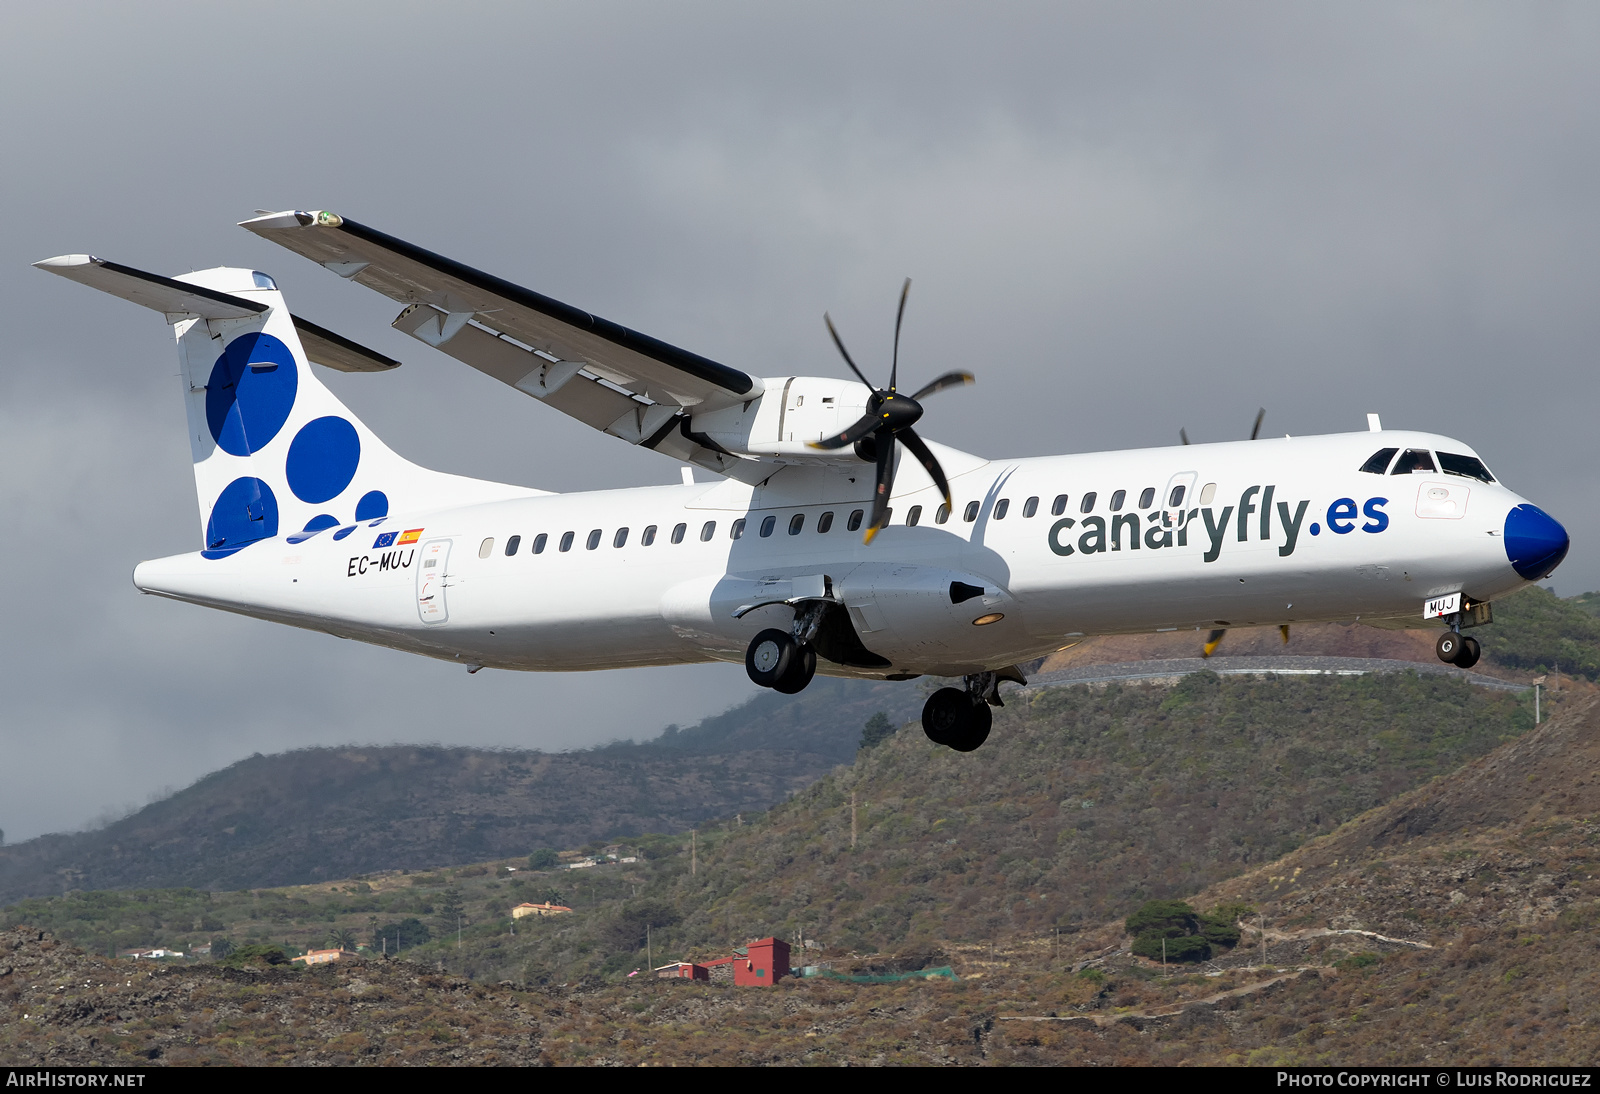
810,279 -> 974,544
1179,407 -> 1266,447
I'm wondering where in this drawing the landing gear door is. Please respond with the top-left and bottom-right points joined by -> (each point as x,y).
416,539 -> 451,624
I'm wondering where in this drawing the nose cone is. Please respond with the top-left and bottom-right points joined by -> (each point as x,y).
1504,504 -> 1570,580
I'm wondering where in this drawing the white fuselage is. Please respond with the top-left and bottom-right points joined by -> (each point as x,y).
132,428 -> 1539,679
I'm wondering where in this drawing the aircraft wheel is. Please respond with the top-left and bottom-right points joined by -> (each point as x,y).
773,644 -> 817,694
922,687 -> 993,752
1455,635 -> 1481,669
1435,632 -> 1462,664
745,628 -> 796,688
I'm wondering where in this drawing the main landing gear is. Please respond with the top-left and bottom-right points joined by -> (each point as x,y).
921,670 -> 1021,753
743,601 -> 826,695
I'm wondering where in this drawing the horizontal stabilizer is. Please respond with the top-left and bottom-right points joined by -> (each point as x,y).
33,255 -> 266,320
291,314 -> 400,373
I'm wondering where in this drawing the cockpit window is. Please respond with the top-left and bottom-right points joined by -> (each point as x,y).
1438,451 -> 1495,483
251,272 -> 277,290
1391,448 -> 1436,475
1359,447 -> 1398,475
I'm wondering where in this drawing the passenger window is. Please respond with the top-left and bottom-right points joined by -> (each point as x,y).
731,518 -> 746,540
1168,485 -> 1186,508
1023,496 -> 1039,518
994,499 -> 1010,519
907,505 -> 923,526
964,500 -> 980,522
1438,451 -> 1495,483
479,538 -> 494,559
1138,488 -> 1155,509
1052,494 -> 1069,516
1079,492 -> 1097,513
532,533 -> 548,554
671,523 -> 687,544
1359,447 -> 1399,475
1199,483 -> 1216,504
935,503 -> 950,524
1391,448 -> 1436,474
818,511 -> 834,533
504,535 -> 521,556
760,515 -> 777,537
789,513 -> 804,535
586,529 -> 602,550
613,527 -> 629,548
700,521 -> 716,542
848,509 -> 864,531
1110,490 -> 1126,512
559,531 -> 575,552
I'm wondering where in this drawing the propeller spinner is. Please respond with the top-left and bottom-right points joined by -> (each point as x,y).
810,279 -> 973,544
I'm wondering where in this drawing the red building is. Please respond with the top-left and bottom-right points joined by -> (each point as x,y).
655,961 -> 709,981
731,937 -> 791,986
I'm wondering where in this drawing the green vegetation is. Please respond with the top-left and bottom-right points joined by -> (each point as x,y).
1485,586 -> 1600,680
859,711 -> 896,751
1125,899 -> 1243,962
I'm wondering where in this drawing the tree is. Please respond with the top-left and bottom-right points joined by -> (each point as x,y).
860,711 -> 895,750
527,848 -> 560,870
372,918 -> 431,953
542,887 -> 567,907
327,927 -> 358,951
209,938 -> 235,959
436,888 -> 466,933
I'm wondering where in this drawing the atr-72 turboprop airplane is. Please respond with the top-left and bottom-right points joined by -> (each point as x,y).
36,210 -> 1572,752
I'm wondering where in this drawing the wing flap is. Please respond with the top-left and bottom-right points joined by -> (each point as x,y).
240,210 -> 761,411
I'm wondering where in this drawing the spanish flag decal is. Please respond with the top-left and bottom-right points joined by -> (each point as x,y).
398,528 -> 424,545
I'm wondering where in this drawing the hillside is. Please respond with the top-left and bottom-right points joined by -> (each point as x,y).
0,676 -> 918,906
1039,584 -> 1600,682
5,675 -> 1598,1065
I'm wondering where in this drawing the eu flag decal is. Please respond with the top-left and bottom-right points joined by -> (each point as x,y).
373,531 -> 397,548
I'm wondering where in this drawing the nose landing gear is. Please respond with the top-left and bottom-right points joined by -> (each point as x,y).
1436,630 -> 1481,669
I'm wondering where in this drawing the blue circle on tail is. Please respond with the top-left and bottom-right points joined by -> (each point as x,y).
286,416 -> 361,504
203,477 -> 278,558
206,333 -> 298,456
355,490 -> 389,520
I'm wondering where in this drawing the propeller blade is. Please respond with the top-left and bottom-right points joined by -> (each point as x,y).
898,427 -> 952,511
809,410 -> 882,451
889,278 -> 910,393
1250,407 -> 1265,440
1180,427 -> 1190,446
862,431 -> 897,545
824,313 -> 874,389
910,370 -> 974,401
1202,628 -> 1226,658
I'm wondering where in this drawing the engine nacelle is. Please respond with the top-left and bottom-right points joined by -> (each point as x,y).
690,376 -> 874,461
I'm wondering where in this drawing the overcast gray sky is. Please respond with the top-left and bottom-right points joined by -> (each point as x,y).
3,2 -> 1597,841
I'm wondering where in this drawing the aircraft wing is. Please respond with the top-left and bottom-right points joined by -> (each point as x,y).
241,210 -> 763,472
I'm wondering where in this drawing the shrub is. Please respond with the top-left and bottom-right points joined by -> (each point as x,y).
860,712 -> 896,751
1132,933 -> 1211,962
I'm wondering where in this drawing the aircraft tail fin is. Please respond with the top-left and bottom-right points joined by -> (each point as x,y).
35,256 -> 538,556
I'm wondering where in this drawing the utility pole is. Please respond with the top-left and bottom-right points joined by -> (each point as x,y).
647,924 -> 652,973
691,830 -> 697,877
1533,675 -> 1546,724
1260,914 -> 1267,966
1162,937 -> 1166,967
851,789 -> 858,849
457,915 -> 462,949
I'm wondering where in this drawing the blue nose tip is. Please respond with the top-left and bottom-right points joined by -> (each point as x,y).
1505,504 -> 1570,580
